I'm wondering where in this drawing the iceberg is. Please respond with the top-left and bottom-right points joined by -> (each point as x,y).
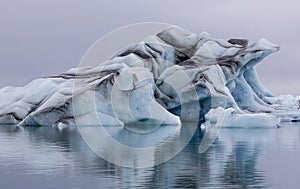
0,25 -> 299,128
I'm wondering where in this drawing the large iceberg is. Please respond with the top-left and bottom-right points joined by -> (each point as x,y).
0,25 -> 299,128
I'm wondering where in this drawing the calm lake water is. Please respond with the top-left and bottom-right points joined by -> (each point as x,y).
0,122 -> 300,189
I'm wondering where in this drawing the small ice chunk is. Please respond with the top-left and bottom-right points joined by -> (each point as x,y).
204,107 -> 280,128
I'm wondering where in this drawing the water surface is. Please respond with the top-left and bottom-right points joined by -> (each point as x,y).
0,122 -> 299,188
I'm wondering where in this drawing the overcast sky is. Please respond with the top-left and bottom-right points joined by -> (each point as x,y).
0,0 -> 299,95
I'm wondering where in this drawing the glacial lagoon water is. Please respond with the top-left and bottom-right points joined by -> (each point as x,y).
0,122 -> 300,189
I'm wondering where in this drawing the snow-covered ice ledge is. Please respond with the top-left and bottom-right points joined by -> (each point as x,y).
0,25 -> 299,128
